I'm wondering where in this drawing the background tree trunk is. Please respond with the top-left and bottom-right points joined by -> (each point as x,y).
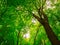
17,31 -> 20,45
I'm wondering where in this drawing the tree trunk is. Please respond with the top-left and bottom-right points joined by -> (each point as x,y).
43,23 -> 60,45
17,31 -> 20,45
33,25 -> 40,45
33,29 -> 39,45
32,6 -> 60,45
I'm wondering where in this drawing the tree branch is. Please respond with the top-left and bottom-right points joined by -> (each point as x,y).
32,13 -> 40,22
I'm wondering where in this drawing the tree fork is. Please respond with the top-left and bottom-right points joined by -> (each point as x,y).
33,11 -> 60,45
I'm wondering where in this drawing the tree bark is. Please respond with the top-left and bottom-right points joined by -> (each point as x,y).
33,12 -> 60,45
43,22 -> 60,45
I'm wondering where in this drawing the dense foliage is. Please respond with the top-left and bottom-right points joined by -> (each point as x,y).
0,0 -> 60,45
